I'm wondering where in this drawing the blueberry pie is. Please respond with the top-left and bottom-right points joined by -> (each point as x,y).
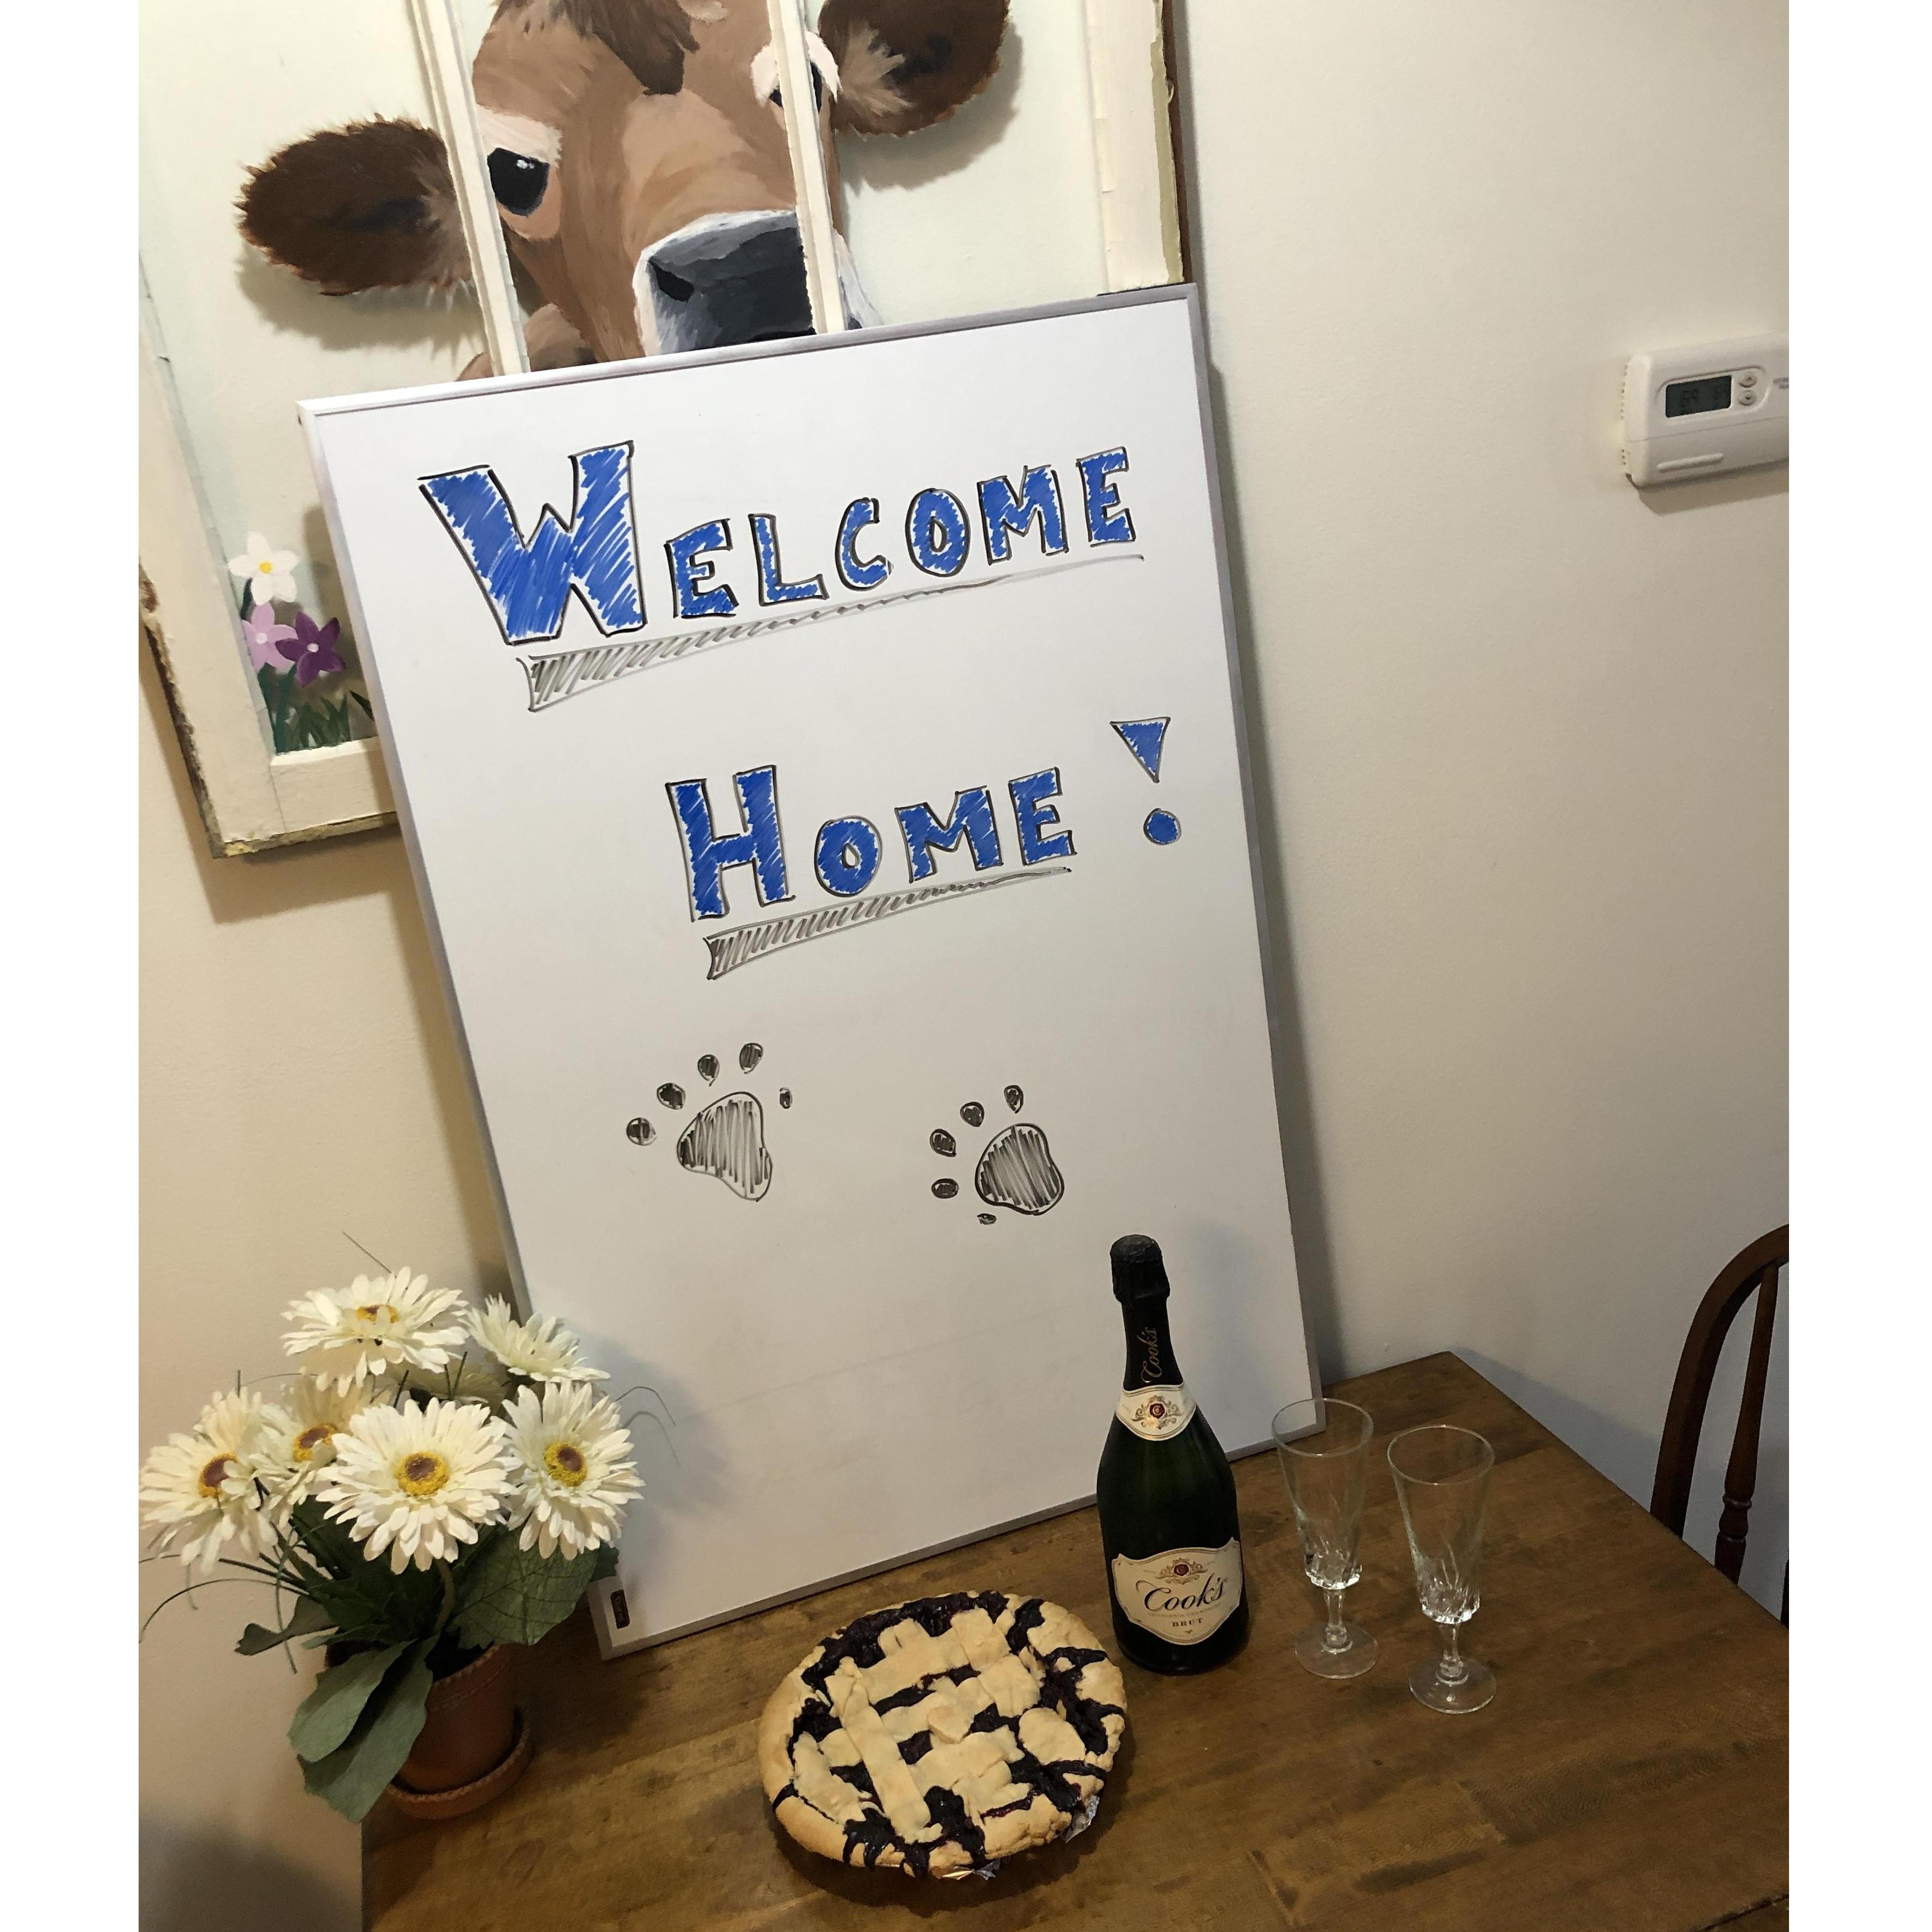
758,1591 -> 1128,1877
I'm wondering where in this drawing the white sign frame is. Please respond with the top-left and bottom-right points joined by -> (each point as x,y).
304,285 -> 1316,1655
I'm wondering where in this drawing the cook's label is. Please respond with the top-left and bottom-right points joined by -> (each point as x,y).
1116,1384 -> 1195,1440
1110,1540 -> 1243,1645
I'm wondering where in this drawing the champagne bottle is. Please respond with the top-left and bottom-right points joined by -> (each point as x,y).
1096,1234 -> 1248,1673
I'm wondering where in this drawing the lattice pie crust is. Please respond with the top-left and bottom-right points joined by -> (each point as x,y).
758,1591 -> 1129,1877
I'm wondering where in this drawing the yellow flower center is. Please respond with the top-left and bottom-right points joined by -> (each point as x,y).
397,1451 -> 451,1496
258,559 -> 274,573
293,1424 -> 335,1462
356,1303 -> 398,1323
544,1441 -> 588,1488
197,1454 -> 234,1498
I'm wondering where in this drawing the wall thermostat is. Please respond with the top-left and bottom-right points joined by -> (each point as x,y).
1621,335 -> 1787,487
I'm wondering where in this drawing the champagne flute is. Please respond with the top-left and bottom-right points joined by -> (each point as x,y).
1387,1424 -> 1495,1713
1271,1398 -> 1378,1679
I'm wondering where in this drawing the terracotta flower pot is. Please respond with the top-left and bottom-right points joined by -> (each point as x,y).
389,1644 -> 532,1821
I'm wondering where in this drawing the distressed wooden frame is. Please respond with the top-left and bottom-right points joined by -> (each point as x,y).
140,325 -> 395,855
139,0 -> 1185,857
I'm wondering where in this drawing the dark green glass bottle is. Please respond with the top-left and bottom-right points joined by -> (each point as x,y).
1096,1235 -> 1248,1673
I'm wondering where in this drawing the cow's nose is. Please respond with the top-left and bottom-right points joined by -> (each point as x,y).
635,212 -> 819,354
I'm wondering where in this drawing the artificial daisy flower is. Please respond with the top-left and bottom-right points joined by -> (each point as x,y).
502,1383 -> 642,1561
226,531 -> 300,605
238,1380 -> 371,1522
466,1296 -> 609,1387
139,1389 -> 275,1574
283,1269 -> 466,1396
404,1346 -> 511,1411
319,1399 -> 511,1573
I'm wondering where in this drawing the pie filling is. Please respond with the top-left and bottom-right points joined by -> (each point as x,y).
767,1591 -> 1126,1876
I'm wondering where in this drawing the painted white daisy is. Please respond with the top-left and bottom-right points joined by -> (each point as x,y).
502,1383 -> 642,1561
239,1379 -> 371,1521
466,1296 -> 609,1387
283,1269 -> 467,1395
225,530 -> 300,605
139,1389 -> 275,1573
318,1399 -> 511,1573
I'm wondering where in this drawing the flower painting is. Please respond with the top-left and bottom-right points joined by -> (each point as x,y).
227,532 -> 300,604
226,532 -> 375,752
288,611 -> 348,686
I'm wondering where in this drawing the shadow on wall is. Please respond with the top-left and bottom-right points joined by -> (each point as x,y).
1459,1349 -> 1660,1500
1156,5 -> 1340,1385
140,1814 -> 355,1932
1463,1320 -> 1789,1619
145,671 -> 396,932
234,234 -> 484,357
1192,360 -> 1342,1380
1635,462 -> 1787,518
139,646 -> 503,1271
837,19 -> 1023,198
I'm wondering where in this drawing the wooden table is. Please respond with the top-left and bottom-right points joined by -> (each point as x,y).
366,1353 -> 1787,1930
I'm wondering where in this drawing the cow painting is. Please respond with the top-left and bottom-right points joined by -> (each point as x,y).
238,0 -> 1009,375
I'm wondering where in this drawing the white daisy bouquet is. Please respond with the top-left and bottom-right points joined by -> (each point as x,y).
139,1271 -> 642,1821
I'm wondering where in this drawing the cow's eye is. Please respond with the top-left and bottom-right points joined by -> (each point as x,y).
487,149 -> 550,218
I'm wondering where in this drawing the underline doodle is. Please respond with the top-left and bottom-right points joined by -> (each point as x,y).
520,552 -> 1143,712
700,866 -> 1071,979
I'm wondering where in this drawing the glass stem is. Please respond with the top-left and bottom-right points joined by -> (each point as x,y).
1438,1620 -> 1466,1684
1322,1588 -> 1346,1649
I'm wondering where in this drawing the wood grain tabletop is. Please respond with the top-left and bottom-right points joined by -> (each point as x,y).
365,1352 -> 1787,1931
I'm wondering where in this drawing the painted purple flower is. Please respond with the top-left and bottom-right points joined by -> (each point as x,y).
241,598 -> 298,672
288,612 -> 347,687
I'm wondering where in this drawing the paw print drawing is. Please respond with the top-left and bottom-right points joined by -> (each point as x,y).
625,1043 -> 791,1202
930,1086 -> 1065,1224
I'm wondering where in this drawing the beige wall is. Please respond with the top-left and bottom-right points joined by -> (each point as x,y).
139,643 -> 505,1930
140,3 -> 1784,1924
1172,0 -> 1787,1595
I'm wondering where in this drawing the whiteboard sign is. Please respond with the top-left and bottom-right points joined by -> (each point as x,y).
305,289 -> 1315,1654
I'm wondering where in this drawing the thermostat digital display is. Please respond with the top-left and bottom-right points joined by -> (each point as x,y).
1664,374 -> 1733,419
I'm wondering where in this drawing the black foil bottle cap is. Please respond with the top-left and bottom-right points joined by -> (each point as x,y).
1110,1233 -> 1170,1304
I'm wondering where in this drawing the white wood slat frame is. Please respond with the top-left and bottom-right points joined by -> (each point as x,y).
410,0 -> 530,376
768,0 -> 846,335
1085,0 -> 1185,292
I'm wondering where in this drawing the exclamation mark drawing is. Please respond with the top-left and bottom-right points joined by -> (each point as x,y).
1111,717 -> 1181,844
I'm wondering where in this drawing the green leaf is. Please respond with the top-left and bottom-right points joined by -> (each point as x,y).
289,1500 -> 360,1577
590,1543 -> 619,1583
236,1594 -> 335,1656
452,1534 -> 601,1650
300,1642 -> 434,1822
307,1587 -> 435,1656
289,1642 -> 409,1763
288,1502 -> 443,1649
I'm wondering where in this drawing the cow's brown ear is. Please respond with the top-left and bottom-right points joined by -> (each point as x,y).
238,120 -> 468,296
819,0 -> 1008,135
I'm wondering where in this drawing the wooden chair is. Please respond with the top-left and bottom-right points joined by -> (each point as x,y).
1649,1226 -> 1788,1597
